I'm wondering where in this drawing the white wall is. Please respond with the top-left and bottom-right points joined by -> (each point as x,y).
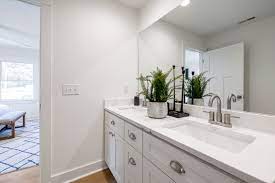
139,0 -> 182,32
52,0 -> 138,179
139,20 -> 204,75
0,45 -> 40,119
204,16 -> 275,115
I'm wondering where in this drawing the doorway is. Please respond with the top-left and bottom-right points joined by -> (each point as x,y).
0,0 -> 40,174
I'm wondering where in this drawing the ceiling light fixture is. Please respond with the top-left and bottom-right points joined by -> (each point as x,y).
181,0 -> 190,7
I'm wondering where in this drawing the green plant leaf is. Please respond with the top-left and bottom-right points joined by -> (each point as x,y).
137,67 -> 181,102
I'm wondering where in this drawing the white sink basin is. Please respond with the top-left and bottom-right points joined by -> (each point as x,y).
164,121 -> 255,153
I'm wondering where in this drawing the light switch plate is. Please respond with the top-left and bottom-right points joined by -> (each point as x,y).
62,84 -> 80,96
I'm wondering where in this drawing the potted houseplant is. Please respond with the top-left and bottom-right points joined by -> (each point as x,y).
185,72 -> 212,106
138,68 -> 181,119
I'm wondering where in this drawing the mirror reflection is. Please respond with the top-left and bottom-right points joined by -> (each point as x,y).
138,0 -> 275,115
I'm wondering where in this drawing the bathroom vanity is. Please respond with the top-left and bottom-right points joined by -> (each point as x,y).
104,1 -> 275,182
104,99 -> 275,183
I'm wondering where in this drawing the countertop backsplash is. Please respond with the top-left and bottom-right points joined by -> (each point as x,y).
104,97 -> 275,135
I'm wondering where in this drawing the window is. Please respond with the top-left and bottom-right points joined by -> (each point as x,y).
185,49 -> 201,76
1,62 -> 34,100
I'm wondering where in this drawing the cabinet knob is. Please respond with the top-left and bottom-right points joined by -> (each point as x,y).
111,120 -> 115,126
128,132 -> 136,141
128,157 -> 136,166
170,160 -> 185,174
109,131 -> 115,137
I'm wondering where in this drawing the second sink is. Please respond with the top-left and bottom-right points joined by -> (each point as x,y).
164,120 -> 255,153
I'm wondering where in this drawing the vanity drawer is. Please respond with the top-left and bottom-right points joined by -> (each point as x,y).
143,157 -> 175,183
125,144 -> 143,183
105,112 -> 124,137
143,132 -> 241,183
125,122 -> 143,153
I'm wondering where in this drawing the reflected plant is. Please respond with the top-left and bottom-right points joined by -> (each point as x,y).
185,72 -> 212,99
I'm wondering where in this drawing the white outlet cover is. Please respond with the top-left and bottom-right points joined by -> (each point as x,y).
62,84 -> 80,96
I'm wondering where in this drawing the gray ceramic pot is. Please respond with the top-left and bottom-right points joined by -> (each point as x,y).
147,102 -> 168,119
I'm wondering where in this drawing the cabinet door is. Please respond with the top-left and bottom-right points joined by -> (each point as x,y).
114,134 -> 125,183
105,126 -> 116,173
143,157 -> 175,183
105,125 -> 111,167
125,144 -> 142,183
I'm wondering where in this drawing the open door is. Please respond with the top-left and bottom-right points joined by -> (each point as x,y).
202,43 -> 244,111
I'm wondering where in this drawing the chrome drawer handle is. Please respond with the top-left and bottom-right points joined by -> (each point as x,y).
170,160 -> 185,174
128,157 -> 136,166
111,120 -> 115,125
128,132 -> 136,141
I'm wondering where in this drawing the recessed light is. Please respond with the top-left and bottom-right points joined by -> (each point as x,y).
181,0 -> 190,7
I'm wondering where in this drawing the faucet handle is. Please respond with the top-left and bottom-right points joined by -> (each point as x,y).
224,114 -> 240,127
203,111 -> 215,122
231,115 -> 240,119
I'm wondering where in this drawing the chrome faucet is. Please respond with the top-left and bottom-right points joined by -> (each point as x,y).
205,94 -> 238,128
208,95 -> 222,122
227,94 -> 237,110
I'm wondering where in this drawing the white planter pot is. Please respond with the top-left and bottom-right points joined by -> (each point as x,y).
147,102 -> 168,119
194,98 -> 204,106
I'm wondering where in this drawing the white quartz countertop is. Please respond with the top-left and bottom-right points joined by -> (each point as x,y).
105,105 -> 275,183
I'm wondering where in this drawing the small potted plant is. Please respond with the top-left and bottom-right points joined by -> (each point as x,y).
185,72 -> 212,106
138,68 -> 181,119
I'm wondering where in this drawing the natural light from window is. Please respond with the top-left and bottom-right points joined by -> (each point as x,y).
185,49 -> 201,76
1,62 -> 34,100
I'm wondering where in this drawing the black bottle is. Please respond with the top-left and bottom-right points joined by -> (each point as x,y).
134,95 -> 140,106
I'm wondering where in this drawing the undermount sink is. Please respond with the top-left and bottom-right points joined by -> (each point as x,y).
164,121 -> 255,153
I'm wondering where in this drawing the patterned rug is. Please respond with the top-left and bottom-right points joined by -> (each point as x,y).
0,119 -> 39,174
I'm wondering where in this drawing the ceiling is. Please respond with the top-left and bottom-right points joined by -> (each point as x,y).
0,0 -> 40,49
118,0 -> 148,9
162,0 -> 275,37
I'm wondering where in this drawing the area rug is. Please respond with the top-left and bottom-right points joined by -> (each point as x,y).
0,119 -> 39,174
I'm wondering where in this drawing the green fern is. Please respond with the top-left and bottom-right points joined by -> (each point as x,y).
185,72 -> 212,99
137,68 -> 181,102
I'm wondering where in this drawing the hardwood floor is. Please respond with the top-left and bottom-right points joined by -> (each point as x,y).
0,166 -> 40,183
72,169 -> 116,183
0,167 -> 115,183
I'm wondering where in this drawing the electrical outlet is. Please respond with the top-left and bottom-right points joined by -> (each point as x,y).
62,84 -> 80,96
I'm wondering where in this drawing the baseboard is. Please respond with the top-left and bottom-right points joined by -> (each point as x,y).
51,160 -> 107,183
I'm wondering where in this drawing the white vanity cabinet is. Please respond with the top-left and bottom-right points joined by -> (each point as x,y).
105,112 -> 142,183
143,157 -> 175,183
125,143 -> 143,183
105,125 -> 114,171
105,124 -> 125,183
143,132 -> 242,183
104,111 -> 244,183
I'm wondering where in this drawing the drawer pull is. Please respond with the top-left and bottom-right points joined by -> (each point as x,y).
128,132 -> 136,141
111,120 -> 115,126
128,157 -> 136,166
108,132 -> 115,137
170,161 -> 185,174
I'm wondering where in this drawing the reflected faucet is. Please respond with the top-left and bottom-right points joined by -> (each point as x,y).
208,95 -> 222,122
227,94 -> 237,110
